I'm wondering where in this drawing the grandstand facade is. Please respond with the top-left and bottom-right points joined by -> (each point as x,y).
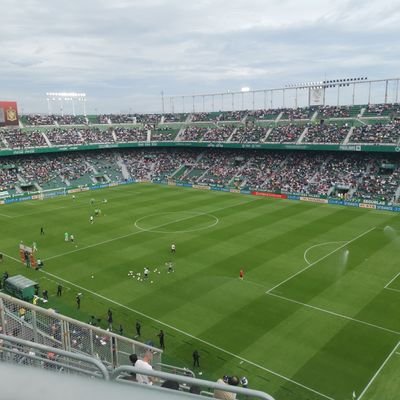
0,101 -> 399,209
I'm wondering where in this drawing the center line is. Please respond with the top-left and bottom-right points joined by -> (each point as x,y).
44,199 -> 259,261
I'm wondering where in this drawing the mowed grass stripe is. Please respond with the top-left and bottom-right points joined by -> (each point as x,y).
274,228 -> 400,332
40,269 -> 334,400
92,201 -> 318,310
2,184 -> 399,399
43,192 -> 255,261
51,197 -> 272,297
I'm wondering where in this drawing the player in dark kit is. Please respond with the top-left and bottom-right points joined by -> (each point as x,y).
57,285 -> 62,296
193,350 -> 200,367
158,329 -> 165,350
76,294 -> 81,309
40,227 -> 44,235
107,309 -> 113,330
136,321 -> 141,337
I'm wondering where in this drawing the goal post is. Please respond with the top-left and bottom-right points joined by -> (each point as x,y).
35,187 -> 67,200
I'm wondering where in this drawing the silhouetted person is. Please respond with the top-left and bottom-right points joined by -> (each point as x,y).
57,285 -> 62,296
107,309 -> 113,329
193,350 -> 200,367
158,329 -> 165,350
136,321 -> 141,337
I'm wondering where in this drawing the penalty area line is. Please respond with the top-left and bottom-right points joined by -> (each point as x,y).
266,227 -> 376,294
267,292 -> 400,336
40,269 -> 335,400
384,271 -> 400,290
357,341 -> 400,400
0,212 -> 13,218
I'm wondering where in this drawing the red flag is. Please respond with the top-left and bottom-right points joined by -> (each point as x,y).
0,101 -> 19,126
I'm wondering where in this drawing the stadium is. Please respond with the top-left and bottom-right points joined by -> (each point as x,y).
1,1 -> 400,400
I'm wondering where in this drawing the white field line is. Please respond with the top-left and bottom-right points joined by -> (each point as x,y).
1,253 -> 21,263
0,212 -> 13,218
45,199 -> 258,261
357,341 -> 400,400
236,278 -> 400,337
40,268 -> 334,400
37,276 -> 71,291
11,206 -> 68,218
303,241 -> 346,265
384,271 -> 400,289
267,292 -> 400,336
395,352 -> 400,356
266,227 -> 376,294
384,287 -> 400,294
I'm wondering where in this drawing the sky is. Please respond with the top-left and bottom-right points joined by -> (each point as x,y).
0,0 -> 399,114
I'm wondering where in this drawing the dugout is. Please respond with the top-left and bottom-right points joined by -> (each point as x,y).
4,275 -> 38,302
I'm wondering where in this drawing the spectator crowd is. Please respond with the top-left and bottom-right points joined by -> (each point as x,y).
0,149 -> 399,204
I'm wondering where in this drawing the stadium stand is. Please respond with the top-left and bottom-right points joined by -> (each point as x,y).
266,124 -> 306,143
1,129 -> 48,148
281,107 -> 317,120
1,148 -> 398,203
179,126 -> 209,141
22,114 -> 87,126
114,127 -> 147,142
303,123 -> 350,143
45,128 -> 85,146
191,112 -> 221,122
202,125 -> 235,142
349,121 -> 400,144
230,125 -> 270,143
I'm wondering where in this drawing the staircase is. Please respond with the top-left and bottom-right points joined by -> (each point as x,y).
174,126 -> 187,141
227,127 -> 238,142
116,155 -> 131,180
275,112 -> 283,123
41,132 -> 52,147
395,185 -> 400,203
310,111 -> 319,122
262,127 -> 273,142
297,127 -> 309,144
343,126 -> 355,144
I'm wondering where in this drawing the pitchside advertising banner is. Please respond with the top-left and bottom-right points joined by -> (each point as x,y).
0,101 -> 19,126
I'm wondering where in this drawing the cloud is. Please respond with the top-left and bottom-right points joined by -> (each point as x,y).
0,0 -> 398,112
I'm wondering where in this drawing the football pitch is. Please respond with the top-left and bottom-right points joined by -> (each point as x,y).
1,183 -> 400,399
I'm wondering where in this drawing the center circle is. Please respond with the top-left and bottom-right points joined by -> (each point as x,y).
134,211 -> 219,233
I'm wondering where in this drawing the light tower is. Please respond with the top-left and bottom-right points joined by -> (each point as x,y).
45,92 -> 87,116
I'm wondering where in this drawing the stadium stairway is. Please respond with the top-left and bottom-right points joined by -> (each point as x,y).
297,126 -> 309,143
275,112 -> 283,123
174,125 -> 187,141
395,185 -> 400,202
262,127 -> 273,142
41,131 -> 52,147
226,126 -> 237,142
343,126 -> 355,144
310,110 -> 319,121
116,155 -> 131,180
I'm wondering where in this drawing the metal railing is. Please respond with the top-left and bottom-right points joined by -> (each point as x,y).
0,292 -> 162,368
112,366 -> 276,400
0,333 -> 109,379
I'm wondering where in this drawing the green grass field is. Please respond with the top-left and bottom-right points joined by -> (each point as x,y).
1,183 -> 400,400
